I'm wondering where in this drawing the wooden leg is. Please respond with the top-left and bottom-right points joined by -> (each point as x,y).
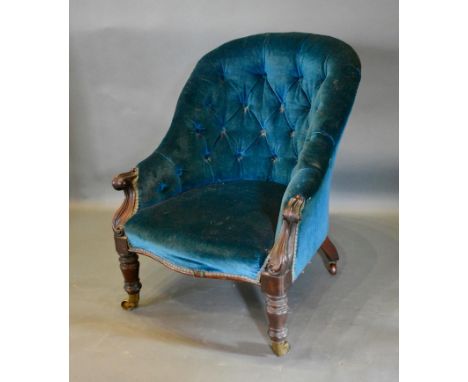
320,236 -> 339,275
261,271 -> 291,356
119,252 -> 142,310
265,291 -> 289,356
260,195 -> 303,356
112,169 -> 140,310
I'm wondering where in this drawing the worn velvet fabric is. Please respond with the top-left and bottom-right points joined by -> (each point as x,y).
126,181 -> 285,281
125,33 -> 361,282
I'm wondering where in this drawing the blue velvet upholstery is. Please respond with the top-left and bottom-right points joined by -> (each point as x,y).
126,181 -> 285,281
125,33 -> 361,283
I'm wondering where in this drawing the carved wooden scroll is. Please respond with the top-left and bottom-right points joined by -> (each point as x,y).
111,168 -> 139,238
265,194 -> 305,275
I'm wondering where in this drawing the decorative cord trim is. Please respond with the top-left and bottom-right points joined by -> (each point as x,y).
290,216 -> 301,280
129,247 -> 262,285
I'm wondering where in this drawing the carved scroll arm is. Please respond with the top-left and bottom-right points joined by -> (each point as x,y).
112,168 -> 139,238
266,195 -> 305,275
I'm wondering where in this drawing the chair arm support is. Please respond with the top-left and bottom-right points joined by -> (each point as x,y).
266,168 -> 323,276
265,195 -> 305,276
268,164 -> 333,279
112,168 -> 139,237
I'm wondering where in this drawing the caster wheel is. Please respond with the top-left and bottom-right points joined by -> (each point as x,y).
121,293 -> 139,310
271,341 -> 290,356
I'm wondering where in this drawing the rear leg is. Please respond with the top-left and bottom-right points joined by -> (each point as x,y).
320,236 -> 339,275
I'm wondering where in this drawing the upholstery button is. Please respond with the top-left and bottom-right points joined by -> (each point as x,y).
235,153 -> 243,162
260,129 -> 267,137
271,154 -> 278,163
193,122 -> 204,134
243,105 -> 249,113
289,130 -> 295,137
279,104 -> 285,113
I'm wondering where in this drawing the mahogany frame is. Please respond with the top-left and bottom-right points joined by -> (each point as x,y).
112,169 -> 339,356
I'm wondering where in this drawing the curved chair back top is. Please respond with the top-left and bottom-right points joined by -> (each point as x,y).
137,33 -> 361,209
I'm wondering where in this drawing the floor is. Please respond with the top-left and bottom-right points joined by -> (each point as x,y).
70,208 -> 398,382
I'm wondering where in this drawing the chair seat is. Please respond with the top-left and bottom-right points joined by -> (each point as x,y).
125,180 -> 286,282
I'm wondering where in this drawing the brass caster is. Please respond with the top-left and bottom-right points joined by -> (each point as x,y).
121,293 -> 139,310
271,341 -> 290,356
328,262 -> 337,275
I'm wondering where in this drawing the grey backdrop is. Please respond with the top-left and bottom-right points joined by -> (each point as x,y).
70,0 -> 398,212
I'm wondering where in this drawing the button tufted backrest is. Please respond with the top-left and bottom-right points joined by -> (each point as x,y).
137,33 -> 361,210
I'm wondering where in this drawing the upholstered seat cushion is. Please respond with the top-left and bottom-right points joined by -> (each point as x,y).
125,180 -> 286,282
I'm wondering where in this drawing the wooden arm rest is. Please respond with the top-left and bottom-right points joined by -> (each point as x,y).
112,168 -> 139,236
265,195 -> 305,275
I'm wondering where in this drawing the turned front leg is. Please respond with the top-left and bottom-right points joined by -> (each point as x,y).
265,290 -> 289,355
119,251 -> 142,310
261,271 -> 291,356
114,234 -> 142,310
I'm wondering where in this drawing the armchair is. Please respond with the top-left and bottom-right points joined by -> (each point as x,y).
112,33 -> 360,356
